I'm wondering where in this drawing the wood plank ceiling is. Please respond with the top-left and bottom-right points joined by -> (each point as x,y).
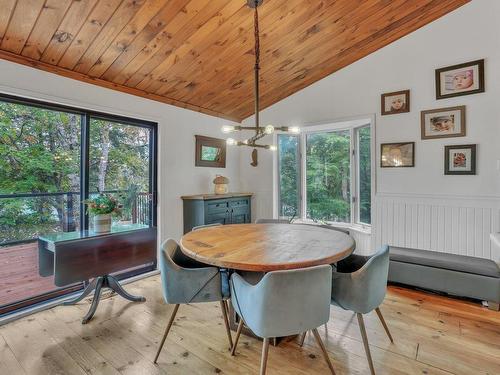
0,0 -> 469,122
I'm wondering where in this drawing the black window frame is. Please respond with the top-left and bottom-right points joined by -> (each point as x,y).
0,92 -> 158,315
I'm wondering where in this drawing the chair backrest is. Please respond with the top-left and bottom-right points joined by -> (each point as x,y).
231,265 -> 332,338
159,239 -> 221,304
255,218 -> 290,224
332,245 -> 390,313
192,223 -> 222,231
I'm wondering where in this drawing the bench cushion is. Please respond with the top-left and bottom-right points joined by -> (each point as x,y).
390,247 -> 500,278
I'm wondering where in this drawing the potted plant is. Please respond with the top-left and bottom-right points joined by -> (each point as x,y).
84,194 -> 122,233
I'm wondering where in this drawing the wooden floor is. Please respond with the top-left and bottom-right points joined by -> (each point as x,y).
0,242 -> 61,307
0,275 -> 498,375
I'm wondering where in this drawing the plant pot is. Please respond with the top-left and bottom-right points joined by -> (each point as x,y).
94,214 -> 112,233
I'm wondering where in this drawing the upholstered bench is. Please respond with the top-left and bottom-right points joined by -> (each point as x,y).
388,246 -> 500,311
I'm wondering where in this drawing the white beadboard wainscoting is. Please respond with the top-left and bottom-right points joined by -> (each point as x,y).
374,193 -> 500,262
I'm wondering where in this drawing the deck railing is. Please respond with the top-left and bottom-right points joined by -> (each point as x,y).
0,190 -> 151,246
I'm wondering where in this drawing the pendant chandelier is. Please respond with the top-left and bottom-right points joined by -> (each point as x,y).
222,0 -> 300,164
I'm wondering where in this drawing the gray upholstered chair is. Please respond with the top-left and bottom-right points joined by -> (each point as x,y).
153,239 -> 233,363
330,245 -> 393,375
255,218 -> 290,224
230,265 -> 336,375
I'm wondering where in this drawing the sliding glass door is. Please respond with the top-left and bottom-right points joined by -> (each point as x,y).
0,94 -> 157,315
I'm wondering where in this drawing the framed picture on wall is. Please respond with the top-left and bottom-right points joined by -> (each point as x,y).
444,144 -> 476,175
421,106 -> 466,140
195,135 -> 226,168
380,142 -> 415,168
381,90 -> 410,115
435,59 -> 484,99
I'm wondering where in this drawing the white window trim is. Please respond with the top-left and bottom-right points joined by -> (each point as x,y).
274,115 -> 376,232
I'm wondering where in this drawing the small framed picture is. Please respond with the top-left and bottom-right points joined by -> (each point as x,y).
381,142 -> 415,168
444,144 -> 476,175
435,59 -> 484,99
195,135 -> 226,168
381,90 -> 410,115
421,106 -> 465,140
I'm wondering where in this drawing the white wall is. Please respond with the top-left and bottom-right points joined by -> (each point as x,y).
0,59 -> 241,244
239,0 -> 500,260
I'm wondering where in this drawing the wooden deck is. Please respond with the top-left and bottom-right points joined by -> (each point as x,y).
0,242 -> 60,308
1,275 -> 498,374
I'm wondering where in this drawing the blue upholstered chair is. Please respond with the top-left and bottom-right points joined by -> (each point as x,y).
153,238 -> 233,363
330,245 -> 393,375
230,265 -> 336,375
255,218 -> 290,224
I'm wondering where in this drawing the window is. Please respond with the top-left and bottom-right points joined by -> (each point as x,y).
277,120 -> 372,226
0,93 -> 157,314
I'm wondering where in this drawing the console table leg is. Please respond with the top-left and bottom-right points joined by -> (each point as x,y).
82,277 -> 104,324
63,278 -> 98,306
107,275 -> 146,302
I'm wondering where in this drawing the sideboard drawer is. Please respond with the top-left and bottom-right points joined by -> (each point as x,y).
206,200 -> 229,213
229,198 -> 249,208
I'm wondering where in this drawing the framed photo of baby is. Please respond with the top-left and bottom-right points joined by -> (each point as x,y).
381,90 -> 410,115
444,144 -> 476,175
421,106 -> 465,140
435,59 -> 484,99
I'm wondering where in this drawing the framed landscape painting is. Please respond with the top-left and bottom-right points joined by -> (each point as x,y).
380,142 -> 415,168
444,144 -> 476,175
381,89 -> 410,115
195,135 -> 226,168
435,59 -> 484,99
421,106 -> 465,140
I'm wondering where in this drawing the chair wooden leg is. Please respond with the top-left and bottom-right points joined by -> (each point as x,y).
375,307 -> 393,343
357,313 -> 376,375
154,304 -> 180,364
220,301 -> 233,350
311,328 -> 336,375
298,331 -> 307,347
259,338 -> 270,375
231,318 -> 245,356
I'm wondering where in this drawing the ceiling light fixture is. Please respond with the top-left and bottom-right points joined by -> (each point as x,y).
221,0 -> 300,166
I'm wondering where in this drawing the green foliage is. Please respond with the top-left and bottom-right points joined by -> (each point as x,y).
278,127 -> 372,225
0,101 -> 151,244
84,194 -> 121,215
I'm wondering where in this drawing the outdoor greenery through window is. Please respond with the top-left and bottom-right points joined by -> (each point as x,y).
0,96 -> 156,245
278,121 -> 372,226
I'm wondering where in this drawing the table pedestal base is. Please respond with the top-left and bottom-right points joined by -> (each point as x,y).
63,275 -> 146,324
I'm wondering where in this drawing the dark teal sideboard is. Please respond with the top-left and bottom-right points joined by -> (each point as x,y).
181,193 -> 253,233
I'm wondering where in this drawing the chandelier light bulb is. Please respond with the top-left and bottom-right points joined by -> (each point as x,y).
288,126 -> 300,134
242,139 -> 248,144
264,125 -> 275,134
268,145 -> 277,151
221,125 -> 235,133
226,138 -> 237,146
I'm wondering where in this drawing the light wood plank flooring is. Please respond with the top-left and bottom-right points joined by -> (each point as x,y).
1,275 -> 498,374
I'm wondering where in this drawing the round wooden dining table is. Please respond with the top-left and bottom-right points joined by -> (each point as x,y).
179,223 -> 355,271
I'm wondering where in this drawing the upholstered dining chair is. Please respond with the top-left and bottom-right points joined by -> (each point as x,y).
255,218 -> 290,224
230,265 -> 336,375
330,245 -> 393,375
153,238 -> 233,363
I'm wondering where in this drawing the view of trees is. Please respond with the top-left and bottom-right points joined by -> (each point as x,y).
278,127 -> 371,225
0,100 -> 151,244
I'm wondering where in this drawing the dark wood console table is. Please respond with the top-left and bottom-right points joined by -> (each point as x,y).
38,224 -> 157,323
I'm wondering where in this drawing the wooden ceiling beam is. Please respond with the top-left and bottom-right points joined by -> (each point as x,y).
0,48 -> 241,122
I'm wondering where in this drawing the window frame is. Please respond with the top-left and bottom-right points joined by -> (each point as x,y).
276,118 -> 374,229
0,92 -> 158,315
